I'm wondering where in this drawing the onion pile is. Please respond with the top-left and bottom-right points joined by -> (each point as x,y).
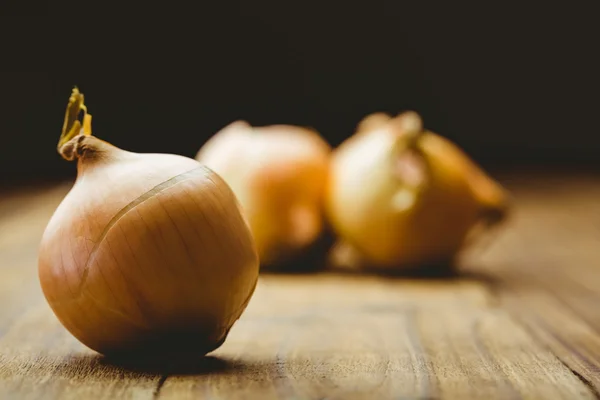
38,88 -> 511,356
38,88 -> 259,357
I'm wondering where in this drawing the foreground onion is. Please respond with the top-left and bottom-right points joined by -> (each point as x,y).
38,88 -> 259,356
326,111 -> 511,271
195,121 -> 331,268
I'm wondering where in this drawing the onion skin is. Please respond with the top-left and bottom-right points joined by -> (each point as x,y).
38,89 -> 259,357
326,111 -> 511,271
195,121 -> 331,268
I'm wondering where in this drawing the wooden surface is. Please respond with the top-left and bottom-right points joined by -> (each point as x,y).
1,173 -> 599,399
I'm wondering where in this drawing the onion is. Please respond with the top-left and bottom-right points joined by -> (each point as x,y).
195,121 -> 331,268
325,111 -> 511,271
38,88 -> 259,357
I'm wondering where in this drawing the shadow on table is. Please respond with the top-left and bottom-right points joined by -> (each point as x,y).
97,353 -> 246,376
258,226 -> 501,287
331,262 -> 500,286
258,229 -> 336,274
260,239 -> 500,288
1,353 -> 253,381
263,261 -> 500,288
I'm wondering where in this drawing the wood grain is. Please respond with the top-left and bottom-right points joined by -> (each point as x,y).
0,173 -> 599,399
464,173 -> 600,396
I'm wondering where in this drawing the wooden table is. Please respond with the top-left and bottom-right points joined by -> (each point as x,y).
1,172 -> 599,399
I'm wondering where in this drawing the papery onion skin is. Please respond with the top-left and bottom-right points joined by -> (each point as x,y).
195,121 -> 331,268
326,111 -> 510,270
38,89 -> 259,357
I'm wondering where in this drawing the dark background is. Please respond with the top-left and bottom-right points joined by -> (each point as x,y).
1,4 -> 598,189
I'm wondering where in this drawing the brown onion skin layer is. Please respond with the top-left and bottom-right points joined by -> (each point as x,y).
39,136 -> 259,356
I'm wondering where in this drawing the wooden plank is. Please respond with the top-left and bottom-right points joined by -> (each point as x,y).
499,283 -> 600,395
0,176 -> 598,399
0,303 -> 161,400
158,275 -> 593,400
0,184 -> 70,333
416,306 -> 593,400
462,173 -> 600,396
0,184 -> 69,334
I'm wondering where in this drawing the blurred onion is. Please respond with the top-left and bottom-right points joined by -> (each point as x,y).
196,121 -> 332,268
